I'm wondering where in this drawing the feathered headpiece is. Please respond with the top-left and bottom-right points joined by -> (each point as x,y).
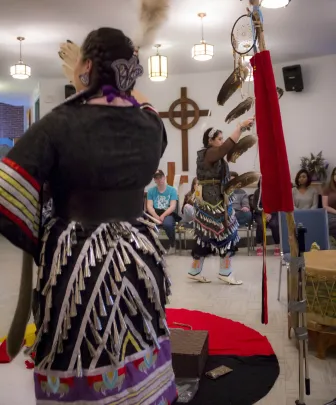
58,0 -> 170,83
132,0 -> 170,50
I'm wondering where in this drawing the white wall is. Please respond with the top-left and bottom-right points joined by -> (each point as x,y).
32,54 -> 336,192
136,54 -> 336,188
36,78 -> 69,119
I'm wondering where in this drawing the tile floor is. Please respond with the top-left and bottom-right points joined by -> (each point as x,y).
0,235 -> 335,404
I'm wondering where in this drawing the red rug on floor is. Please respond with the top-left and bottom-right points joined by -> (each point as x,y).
166,308 -> 279,405
166,308 -> 274,357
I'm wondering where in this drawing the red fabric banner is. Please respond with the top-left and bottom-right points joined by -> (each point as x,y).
251,51 -> 293,213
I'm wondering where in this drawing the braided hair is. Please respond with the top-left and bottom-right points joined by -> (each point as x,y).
81,28 -> 136,96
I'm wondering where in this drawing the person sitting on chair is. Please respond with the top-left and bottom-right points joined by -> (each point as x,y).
230,171 -> 252,227
253,178 -> 280,256
147,170 -> 179,254
292,169 -> 318,209
181,177 -> 198,226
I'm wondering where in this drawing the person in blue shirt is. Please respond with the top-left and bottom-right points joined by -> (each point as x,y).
147,170 -> 179,254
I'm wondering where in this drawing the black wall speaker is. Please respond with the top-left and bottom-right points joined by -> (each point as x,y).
65,84 -> 76,99
282,65 -> 304,92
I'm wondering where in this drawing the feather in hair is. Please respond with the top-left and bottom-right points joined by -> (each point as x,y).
133,0 -> 170,48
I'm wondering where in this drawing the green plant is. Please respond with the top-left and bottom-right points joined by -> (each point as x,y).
300,151 -> 328,181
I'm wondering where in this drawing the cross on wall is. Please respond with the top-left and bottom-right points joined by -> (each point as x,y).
159,87 -> 211,172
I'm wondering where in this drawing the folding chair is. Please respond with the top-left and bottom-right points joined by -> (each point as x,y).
277,209 -> 330,301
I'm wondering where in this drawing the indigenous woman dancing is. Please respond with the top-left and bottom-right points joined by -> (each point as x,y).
188,119 -> 254,285
0,27 -> 176,404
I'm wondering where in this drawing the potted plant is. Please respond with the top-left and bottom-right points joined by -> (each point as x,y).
300,151 -> 328,182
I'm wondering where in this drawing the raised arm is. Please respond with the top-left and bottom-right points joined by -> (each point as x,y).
205,138 -> 236,164
205,118 -> 254,164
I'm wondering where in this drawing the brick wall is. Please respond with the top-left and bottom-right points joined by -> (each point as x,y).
0,102 -> 24,139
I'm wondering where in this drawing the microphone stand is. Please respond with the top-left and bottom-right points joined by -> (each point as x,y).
289,223 -> 310,405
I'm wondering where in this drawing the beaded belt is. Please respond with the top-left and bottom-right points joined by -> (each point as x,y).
198,179 -> 221,185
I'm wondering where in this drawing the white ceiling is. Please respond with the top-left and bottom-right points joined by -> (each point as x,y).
0,0 -> 336,99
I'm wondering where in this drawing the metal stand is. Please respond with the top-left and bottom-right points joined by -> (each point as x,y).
324,400 -> 336,405
288,224 -> 310,405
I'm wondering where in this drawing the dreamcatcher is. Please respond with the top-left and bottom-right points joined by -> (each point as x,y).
214,2 -> 286,184
231,13 -> 257,87
217,12 -> 257,110
215,11 -> 259,189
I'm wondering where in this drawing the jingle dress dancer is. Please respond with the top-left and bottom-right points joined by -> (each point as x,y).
188,120 -> 254,285
0,28 -> 176,404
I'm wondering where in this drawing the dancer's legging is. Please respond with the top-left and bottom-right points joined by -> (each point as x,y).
192,240 -> 235,259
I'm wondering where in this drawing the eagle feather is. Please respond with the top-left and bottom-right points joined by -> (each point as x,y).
133,0 -> 170,49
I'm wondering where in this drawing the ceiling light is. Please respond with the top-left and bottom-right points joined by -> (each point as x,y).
10,37 -> 31,80
192,13 -> 214,62
148,44 -> 168,82
261,0 -> 291,9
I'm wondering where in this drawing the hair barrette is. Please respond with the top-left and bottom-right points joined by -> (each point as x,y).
208,128 -> 218,139
111,56 -> 144,93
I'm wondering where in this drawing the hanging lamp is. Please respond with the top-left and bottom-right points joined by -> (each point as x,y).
10,37 -> 31,80
192,13 -> 214,61
148,44 -> 168,82
261,0 -> 291,9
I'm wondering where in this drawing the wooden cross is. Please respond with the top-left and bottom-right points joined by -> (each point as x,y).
166,162 -> 188,187
159,87 -> 211,172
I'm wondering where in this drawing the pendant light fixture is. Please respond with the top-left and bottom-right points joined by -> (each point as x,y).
261,0 -> 291,9
10,37 -> 31,80
148,44 -> 168,82
192,13 -> 214,62
243,55 -> 254,82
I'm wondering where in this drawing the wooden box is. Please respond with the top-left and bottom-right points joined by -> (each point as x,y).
170,329 -> 209,378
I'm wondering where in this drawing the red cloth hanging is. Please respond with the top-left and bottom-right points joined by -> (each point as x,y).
251,51 -> 294,324
251,51 -> 293,213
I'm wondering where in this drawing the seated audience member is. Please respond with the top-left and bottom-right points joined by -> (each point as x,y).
230,171 -> 252,226
146,170 -> 179,254
292,169 -> 318,209
322,167 -> 336,240
181,177 -> 198,225
253,179 -> 280,256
